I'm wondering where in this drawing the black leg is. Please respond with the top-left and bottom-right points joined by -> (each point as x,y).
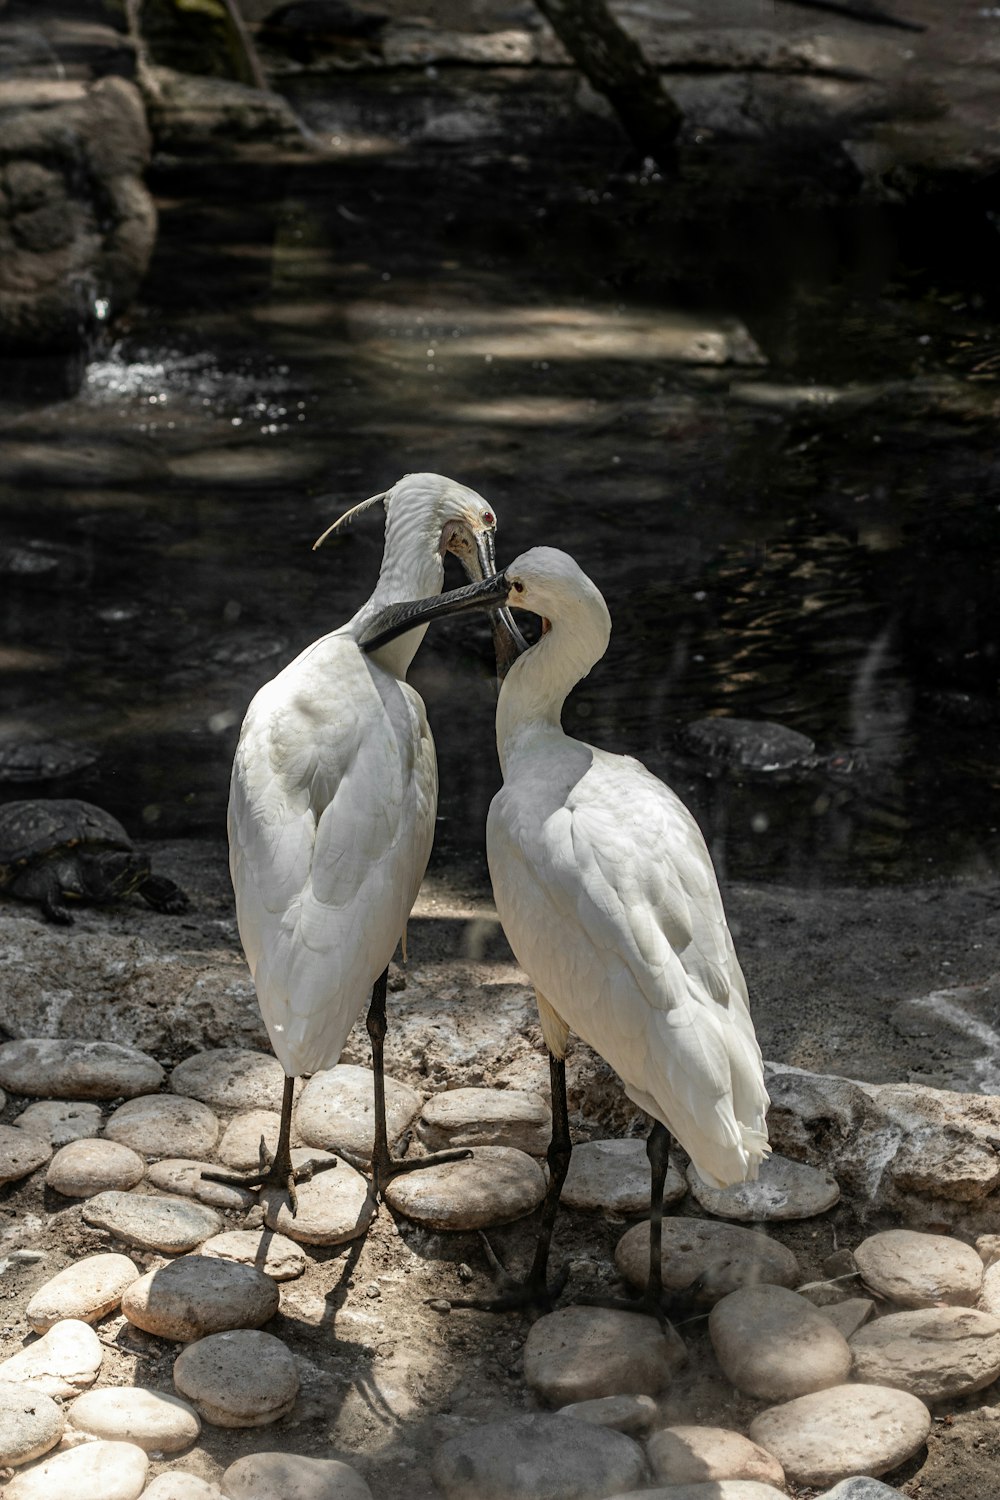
367,965 -> 471,1198
576,1118 -> 675,1324
201,1072 -> 337,1213
139,873 -> 190,914
448,1052 -> 572,1314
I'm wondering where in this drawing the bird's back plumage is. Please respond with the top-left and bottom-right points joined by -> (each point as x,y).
229,629 -> 436,1076
488,734 -> 769,1188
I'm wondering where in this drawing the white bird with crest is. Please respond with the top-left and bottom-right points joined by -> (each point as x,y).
361,546 -> 770,1308
207,473 -> 518,1206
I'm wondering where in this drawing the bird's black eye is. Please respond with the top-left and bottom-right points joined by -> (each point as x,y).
512,579 -> 525,594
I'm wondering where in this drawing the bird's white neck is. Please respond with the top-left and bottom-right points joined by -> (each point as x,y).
348,504 -> 446,679
496,608 -> 608,776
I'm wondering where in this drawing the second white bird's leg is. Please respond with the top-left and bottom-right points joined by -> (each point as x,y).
366,966 -> 472,1199
643,1120 -> 671,1311
448,1052 -> 572,1313
200,1073 -> 337,1214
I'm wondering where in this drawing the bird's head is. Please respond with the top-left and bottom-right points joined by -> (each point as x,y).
314,471 -> 501,582
359,545 -> 610,676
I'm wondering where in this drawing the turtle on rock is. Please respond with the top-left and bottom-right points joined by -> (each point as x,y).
0,799 -> 189,925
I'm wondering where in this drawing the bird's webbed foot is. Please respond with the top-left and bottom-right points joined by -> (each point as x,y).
575,1286 -> 674,1330
200,1137 -> 339,1216
442,1230 -> 570,1315
371,1144 -> 473,1200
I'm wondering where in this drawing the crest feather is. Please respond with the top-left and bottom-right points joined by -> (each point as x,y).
312,492 -> 388,550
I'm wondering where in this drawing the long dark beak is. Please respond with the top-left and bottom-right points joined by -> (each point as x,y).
469,530 -> 529,680
361,573 -> 513,654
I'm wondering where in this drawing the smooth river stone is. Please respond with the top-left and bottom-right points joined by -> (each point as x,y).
417,1087 -> 551,1155
647,1425 -> 785,1487
122,1255 -> 280,1341
142,1476 -> 223,1500
296,1064 -> 421,1159
105,1095 -> 220,1158
561,1138 -> 685,1214
47,1138 -> 145,1197
217,1109 -> 286,1170
686,1152 -> 840,1222
610,1486 -> 788,1500
0,1319 -> 102,1398
817,1480 -> 911,1499
0,1123 -> 52,1184
615,1216 -> 799,1304
556,1394 -> 657,1435
432,1412 -> 646,1500
854,1229 -> 983,1308
749,1383 -> 931,1486
82,1191 -> 222,1253
0,1039 -> 164,1099
26,1252 -> 140,1332
3,1438 -> 149,1500
978,1259 -> 1000,1316
200,1228 -> 307,1281
147,1158 -> 256,1210
173,1329 -> 299,1427
170,1049 -> 287,1111
524,1306 -> 685,1405
67,1386 -> 201,1452
0,1381 -> 64,1466
384,1146 -> 546,1230
13,1100 -> 103,1147
221,1451 -> 374,1499
850,1305 -> 1000,1400
710,1285 -> 851,1401
262,1163 -> 375,1246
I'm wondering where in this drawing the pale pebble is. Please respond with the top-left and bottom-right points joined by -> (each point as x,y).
687,1151 -> 840,1221
221,1450 -> 373,1498
142,1476 -> 223,1499
749,1383 -> 931,1486
13,1100 -> 103,1148
26,1252 -> 140,1332
417,1087 -> 551,1155
46,1138 -> 145,1198
383,1146 -> 545,1231
556,1394 -> 657,1435
262,1163 -> 375,1246
561,1138 -> 685,1214
200,1228 -> 307,1281
608,1486 -> 787,1499
0,1123 -> 52,1185
0,1039 -> 164,1100
0,1319 -> 103,1398
710,1285 -> 851,1401
170,1049 -> 287,1112
817,1296 -> 875,1340
3,1438 -> 148,1500
122,1255 -> 280,1341
147,1158 -> 256,1210
647,1425 -> 785,1487
615,1216 -> 799,1305
0,1381 -> 64,1466
105,1095 -> 219,1159
173,1329 -> 299,1427
82,1191 -> 222,1253
67,1386 -> 200,1452
850,1305 -> 1000,1400
297,1064 -> 421,1160
431,1412 -> 646,1500
524,1305 -> 685,1405
854,1228 -> 983,1308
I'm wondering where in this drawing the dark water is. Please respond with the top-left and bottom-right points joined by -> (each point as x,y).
1,105 -> 998,888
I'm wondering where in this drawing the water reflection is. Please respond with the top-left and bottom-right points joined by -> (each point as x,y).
0,147 -> 997,888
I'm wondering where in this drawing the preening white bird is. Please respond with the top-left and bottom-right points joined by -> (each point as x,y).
361,546 -> 770,1308
207,473 -> 517,1206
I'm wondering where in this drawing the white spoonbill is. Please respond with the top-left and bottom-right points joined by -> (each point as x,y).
361,546 -> 770,1307
209,473 -> 520,1206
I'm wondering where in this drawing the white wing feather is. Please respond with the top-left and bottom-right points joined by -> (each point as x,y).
229,631 -> 436,1076
488,741 -> 769,1187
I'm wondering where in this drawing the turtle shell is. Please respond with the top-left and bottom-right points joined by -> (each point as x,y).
0,799 -> 133,879
683,717 -> 818,773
